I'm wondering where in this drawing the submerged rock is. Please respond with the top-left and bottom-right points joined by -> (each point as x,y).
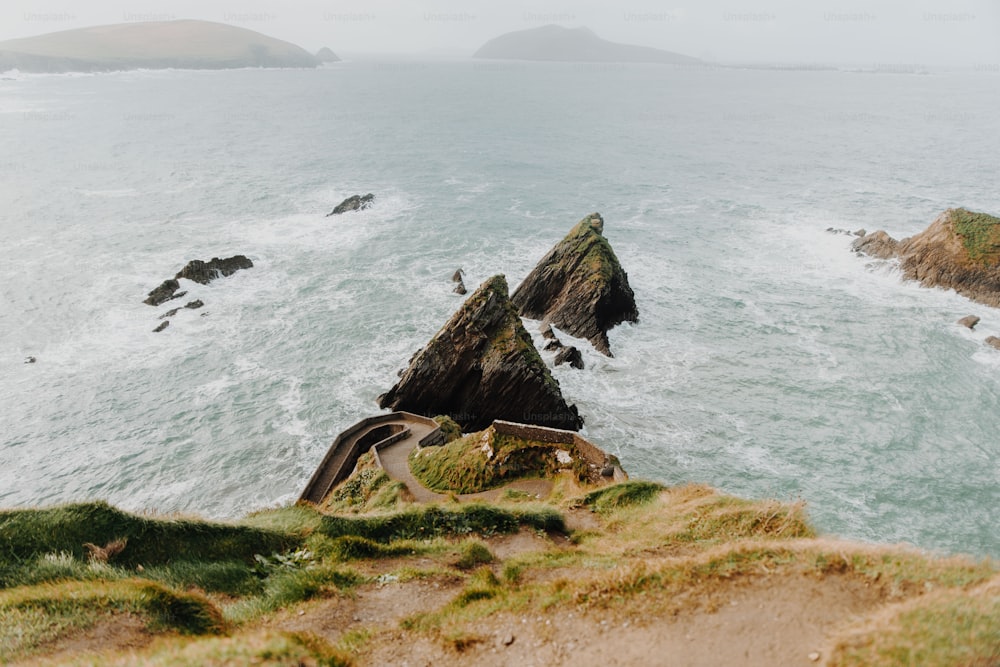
326,193 -> 374,216
153,321 -> 169,333
378,274 -> 583,431
854,209 -> 1000,308
986,336 -> 1000,351
512,213 -> 637,356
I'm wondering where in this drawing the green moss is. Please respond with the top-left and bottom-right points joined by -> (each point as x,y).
952,208 -> 1000,265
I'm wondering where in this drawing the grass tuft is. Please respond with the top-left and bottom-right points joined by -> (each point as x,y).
574,481 -> 664,513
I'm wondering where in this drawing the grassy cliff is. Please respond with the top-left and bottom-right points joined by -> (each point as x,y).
0,470 -> 996,665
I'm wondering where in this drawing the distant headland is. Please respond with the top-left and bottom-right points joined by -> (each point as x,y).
473,24 -> 701,65
0,19 -> 321,73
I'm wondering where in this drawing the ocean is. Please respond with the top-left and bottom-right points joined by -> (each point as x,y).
1,61 -> 998,557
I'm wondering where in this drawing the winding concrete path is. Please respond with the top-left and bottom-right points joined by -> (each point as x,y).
301,412 -> 552,506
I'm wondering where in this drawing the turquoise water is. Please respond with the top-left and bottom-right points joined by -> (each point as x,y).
1,62 -> 998,557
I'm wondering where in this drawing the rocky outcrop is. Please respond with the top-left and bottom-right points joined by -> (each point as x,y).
326,194 -> 374,216
144,280 -> 185,307
176,256 -> 253,285
851,230 -> 900,259
143,256 -> 252,310
554,346 -> 585,370
958,315 -> 980,330
378,275 -> 583,432
853,209 -> 1000,307
511,213 -> 638,356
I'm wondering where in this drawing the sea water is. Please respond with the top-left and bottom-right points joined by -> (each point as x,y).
1,61 -> 998,557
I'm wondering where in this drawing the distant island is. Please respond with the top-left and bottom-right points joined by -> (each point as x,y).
473,24 -> 700,65
0,20 -> 320,73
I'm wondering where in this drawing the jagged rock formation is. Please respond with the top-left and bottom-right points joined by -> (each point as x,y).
554,346 -> 585,370
853,209 -> 1000,307
316,47 -> 340,63
326,193 -> 374,216
143,256 -> 253,306
378,275 -> 583,431
512,213 -> 638,356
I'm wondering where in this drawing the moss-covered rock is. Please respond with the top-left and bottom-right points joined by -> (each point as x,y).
511,213 -> 638,356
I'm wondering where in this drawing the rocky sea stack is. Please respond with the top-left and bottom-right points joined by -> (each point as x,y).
143,255 -> 253,306
512,213 -> 638,356
853,208 -> 1000,307
378,275 -> 583,431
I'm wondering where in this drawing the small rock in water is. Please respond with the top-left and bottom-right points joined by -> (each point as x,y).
554,345 -> 585,370
24,356 -> 36,364
159,308 -> 180,320
153,321 -> 169,333
957,315 -> 980,330
539,322 -> 556,340
453,280 -> 467,295
853,228 -> 867,237
185,299 -> 204,309
451,268 -> 464,282
986,336 -> 1000,350
544,339 -> 563,351
326,193 -> 374,216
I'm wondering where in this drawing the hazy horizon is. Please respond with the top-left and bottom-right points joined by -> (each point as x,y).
1,0 -> 998,66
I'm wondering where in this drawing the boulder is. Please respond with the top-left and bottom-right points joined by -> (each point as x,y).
512,213 -> 637,356
854,228 -> 867,237
451,268 -> 464,282
326,193 -> 374,216
544,339 -> 563,351
185,299 -> 204,309
153,321 -> 169,333
851,230 -> 901,259
453,280 -> 468,295
24,356 -> 36,364
986,336 -> 1000,351
175,256 -> 253,284
539,322 -> 556,340
958,315 -> 980,330
554,345 -> 585,370
378,274 -> 583,431
144,279 -> 183,306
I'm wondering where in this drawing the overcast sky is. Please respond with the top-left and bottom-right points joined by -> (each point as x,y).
2,0 -> 998,65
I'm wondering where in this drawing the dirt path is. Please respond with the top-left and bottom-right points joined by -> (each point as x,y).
360,572 -> 883,667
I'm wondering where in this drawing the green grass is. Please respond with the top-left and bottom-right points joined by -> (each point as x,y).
225,566 -> 362,623
433,415 -> 463,443
0,502 -> 299,586
452,540 -> 494,570
316,503 -> 564,542
92,630 -> 355,667
573,481 -> 664,513
952,208 -> 1000,264
0,579 -> 225,661
321,465 -> 407,514
828,581 -> 1000,667
409,429 -> 574,494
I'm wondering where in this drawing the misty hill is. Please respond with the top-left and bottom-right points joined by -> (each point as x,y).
0,20 -> 318,73
473,25 -> 700,65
